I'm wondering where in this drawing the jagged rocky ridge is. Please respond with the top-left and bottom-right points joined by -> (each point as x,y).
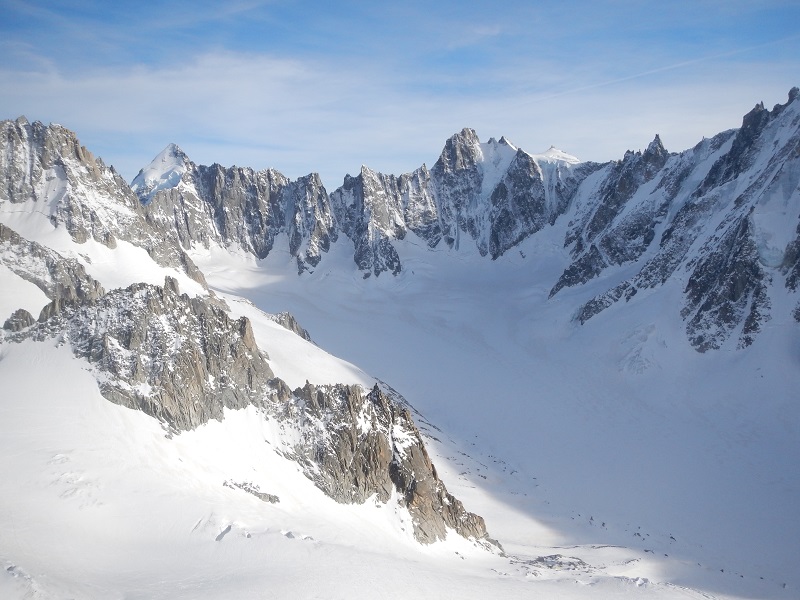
133,145 -> 336,274
135,130 -> 591,277
128,88 -> 800,351
0,226 -> 492,545
572,88 -> 800,350
0,118 -> 206,285
0,88 -> 797,551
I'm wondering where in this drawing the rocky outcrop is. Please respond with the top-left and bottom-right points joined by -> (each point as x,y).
137,148 -> 337,274
8,273 -> 491,545
280,382 -> 491,544
268,311 -> 313,341
20,277 -> 273,430
330,167 -> 406,276
3,308 -> 34,331
0,223 -> 105,305
682,213 -> 771,351
0,118 -> 205,285
224,480 -> 280,504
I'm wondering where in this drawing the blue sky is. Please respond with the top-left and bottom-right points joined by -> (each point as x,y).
1,0 -> 798,187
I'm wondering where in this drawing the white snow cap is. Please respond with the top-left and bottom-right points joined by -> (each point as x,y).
131,143 -> 190,200
534,145 -> 580,164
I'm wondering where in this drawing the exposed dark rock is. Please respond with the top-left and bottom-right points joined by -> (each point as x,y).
681,215 -> 771,351
282,382 -> 492,545
695,104 -> 772,197
20,277 -> 274,430
0,223 -> 105,306
269,311 -> 313,342
554,136 -> 671,295
330,167 -> 406,276
224,480 -> 280,504
139,152 -> 336,274
574,88 -> 800,350
550,244 -> 607,298
3,308 -> 34,331
0,118 -> 206,286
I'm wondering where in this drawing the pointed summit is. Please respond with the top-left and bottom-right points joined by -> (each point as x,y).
644,134 -> 668,159
435,128 -> 482,173
131,143 -> 192,202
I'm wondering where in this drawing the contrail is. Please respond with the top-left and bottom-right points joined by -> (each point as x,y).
529,33 -> 800,103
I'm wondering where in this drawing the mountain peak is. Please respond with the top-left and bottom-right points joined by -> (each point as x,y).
534,145 -> 581,164
435,128 -> 482,173
644,134 -> 667,158
131,143 -> 192,202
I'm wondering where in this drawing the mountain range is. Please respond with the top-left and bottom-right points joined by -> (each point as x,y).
0,87 -> 798,599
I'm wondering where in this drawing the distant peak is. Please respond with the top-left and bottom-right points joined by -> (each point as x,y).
435,128 -> 482,172
131,143 -> 192,200
535,146 -> 580,164
486,135 -> 514,148
449,128 -> 480,148
645,134 -> 667,156
158,142 -> 188,162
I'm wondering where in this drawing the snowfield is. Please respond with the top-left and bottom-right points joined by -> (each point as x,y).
1,101 -> 799,598
190,228 -> 800,600
0,213 -> 796,600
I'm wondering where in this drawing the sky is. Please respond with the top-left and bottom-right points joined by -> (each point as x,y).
1,0 -> 799,188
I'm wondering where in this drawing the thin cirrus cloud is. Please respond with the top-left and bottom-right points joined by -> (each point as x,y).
0,1 -> 798,188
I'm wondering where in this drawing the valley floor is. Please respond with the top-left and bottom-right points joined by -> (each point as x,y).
1,235 -> 797,599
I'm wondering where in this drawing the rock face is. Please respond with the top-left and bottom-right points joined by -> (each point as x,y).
563,88 -> 800,351
21,277 -> 274,431
0,223 -> 105,306
3,308 -> 34,331
328,131 -> 592,275
278,382 -> 489,544
2,235 -> 491,544
0,118 -> 205,285
135,148 -> 337,274
551,135 -> 670,297
268,311 -> 313,341
681,213 -> 771,351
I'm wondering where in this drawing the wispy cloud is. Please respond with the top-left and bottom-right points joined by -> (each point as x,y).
0,1 -> 798,188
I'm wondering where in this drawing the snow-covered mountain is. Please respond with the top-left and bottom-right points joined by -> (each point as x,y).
1,88 -> 799,599
134,88 -> 800,354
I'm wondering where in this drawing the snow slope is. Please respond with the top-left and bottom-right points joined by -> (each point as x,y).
0,328 -> 719,600
2,98 -> 799,598
191,220 -> 799,599
2,223 -> 788,598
